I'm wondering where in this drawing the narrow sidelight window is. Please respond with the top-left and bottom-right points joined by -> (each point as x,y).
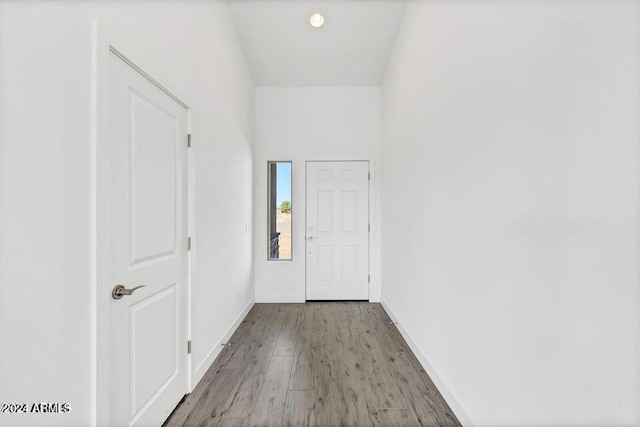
268,161 -> 292,260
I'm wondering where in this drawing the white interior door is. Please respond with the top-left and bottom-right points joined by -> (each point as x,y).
109,51 -> 188,427
306,161 -> 369,300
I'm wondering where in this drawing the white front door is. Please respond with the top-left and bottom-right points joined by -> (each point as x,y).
109,51 -> 188,427
306,161 -> 369,300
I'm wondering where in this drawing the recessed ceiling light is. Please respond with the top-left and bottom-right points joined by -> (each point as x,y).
309,13 -> 325,28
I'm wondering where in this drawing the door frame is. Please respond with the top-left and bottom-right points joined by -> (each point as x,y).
304,160 -> 371,301
91,21 -> 196,426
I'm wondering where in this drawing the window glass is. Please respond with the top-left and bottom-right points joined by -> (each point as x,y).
268,162 -> 292,260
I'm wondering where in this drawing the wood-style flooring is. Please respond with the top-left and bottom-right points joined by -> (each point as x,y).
164,302 -> 461,427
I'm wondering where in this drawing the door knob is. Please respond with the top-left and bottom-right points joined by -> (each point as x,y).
112,284 -> 146,300
308,236 -> 318,241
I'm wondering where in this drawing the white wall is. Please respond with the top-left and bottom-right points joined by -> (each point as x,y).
381,1 -> 640,426
254,87 -> 381,302
0,1 -> 254,426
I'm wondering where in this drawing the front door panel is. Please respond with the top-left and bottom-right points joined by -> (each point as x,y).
306,162 -> 369,300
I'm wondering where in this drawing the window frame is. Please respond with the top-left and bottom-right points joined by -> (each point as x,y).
267,160 -> 293,261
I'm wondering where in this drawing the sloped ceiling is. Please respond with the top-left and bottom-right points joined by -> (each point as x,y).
227,0 -> 406,86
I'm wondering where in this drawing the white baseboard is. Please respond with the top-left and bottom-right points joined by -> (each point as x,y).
381,300 -> 475,427
191,298 -> 255,389
256,295 -> 382,303
255,294 -> 304,303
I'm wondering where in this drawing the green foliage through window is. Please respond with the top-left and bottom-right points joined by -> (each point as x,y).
280,200 -> 291,214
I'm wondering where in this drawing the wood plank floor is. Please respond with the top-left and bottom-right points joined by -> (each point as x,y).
164,302 -> 461,427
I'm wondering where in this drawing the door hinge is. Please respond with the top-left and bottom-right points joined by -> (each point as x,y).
187,133 -> 192,148
368,172 -> 371,181
188,236 -> 192,251
187,340 -> 192,354
368,275 -> 371,283
368,224 -> 371,232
